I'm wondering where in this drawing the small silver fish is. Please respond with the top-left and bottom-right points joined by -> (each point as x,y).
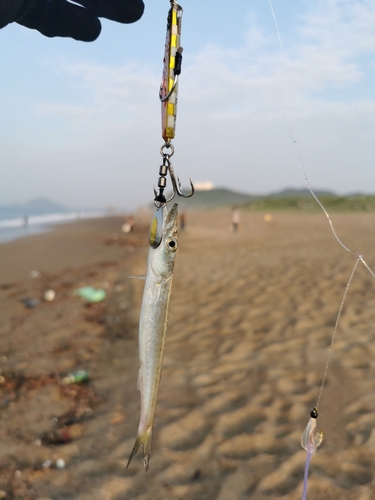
127,203 -> 178,471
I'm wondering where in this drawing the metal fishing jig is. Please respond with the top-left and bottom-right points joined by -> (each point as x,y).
154,1 -> 194,207
159,0 -> 183,142
154,0 -> 194,208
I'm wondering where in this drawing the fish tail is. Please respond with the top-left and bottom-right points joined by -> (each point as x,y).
126,427 -> 153,471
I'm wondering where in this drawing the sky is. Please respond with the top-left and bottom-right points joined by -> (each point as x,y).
1,0 -> 375,211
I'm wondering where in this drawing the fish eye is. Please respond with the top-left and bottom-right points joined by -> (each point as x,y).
166,237 -> 178,251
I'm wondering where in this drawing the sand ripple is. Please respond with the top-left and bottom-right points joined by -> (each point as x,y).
2,211 -> 375,499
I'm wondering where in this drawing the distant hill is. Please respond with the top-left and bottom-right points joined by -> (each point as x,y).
17,198 -> 67,211
174,187 -> 337,210
171,187 -> 375,212
246,193 -> 375,212
0,199 -> 68,221
266,188 -> 336,198
174,188 -> 256,210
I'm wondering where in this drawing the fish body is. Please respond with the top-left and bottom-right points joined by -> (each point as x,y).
127,203 -> 178,470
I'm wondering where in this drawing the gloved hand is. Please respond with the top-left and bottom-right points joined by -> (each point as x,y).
0,0 -> 144,41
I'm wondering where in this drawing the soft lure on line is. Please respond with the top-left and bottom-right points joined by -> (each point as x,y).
301,407 -> 323,500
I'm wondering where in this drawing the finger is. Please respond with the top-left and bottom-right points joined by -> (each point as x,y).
0,0 -> 24,29
16,0 -> 101,41
76,0 -> 144,24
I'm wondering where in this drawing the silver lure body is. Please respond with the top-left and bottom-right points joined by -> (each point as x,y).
127,203 -> 178,470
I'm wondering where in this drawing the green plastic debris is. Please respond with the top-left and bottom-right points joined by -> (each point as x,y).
75,286 -> 106,303
62,370 -> 90,385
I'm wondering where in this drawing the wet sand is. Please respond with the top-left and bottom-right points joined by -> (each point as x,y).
1,209 -> 375,499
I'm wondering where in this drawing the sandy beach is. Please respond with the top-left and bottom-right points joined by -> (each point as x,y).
1,208 -> 375,500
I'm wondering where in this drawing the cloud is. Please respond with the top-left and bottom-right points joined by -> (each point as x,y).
36,1 -> 375,129
299,0 -> 375,55
35,62 -> 159,125
6,0 -> 375,208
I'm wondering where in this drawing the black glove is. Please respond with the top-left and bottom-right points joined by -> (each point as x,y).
0,0 -> 144,41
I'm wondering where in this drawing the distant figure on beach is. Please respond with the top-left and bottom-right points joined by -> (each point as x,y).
264,213 -> 273,223
122,214 -> 135,234
23,215 -> 28,227
231,206 -> 240,232
180,211 -> 186,231
0,0 -> 144,41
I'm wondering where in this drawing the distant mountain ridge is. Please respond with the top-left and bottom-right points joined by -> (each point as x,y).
174,187 -> 340,210
7,198 -> 67,211
0,198 -> 69,223
266,188 -> 336,198
176,188 -> 255,209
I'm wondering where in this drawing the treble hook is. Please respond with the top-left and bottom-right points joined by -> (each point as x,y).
154,144 -> 194,207
168,162 -> 194,201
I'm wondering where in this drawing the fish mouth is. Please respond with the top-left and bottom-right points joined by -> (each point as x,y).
164,203 -> 178,234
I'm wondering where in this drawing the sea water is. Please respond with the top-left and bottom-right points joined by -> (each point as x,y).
0,206 -> 107,244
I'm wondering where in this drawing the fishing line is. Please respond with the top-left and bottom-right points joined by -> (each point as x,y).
266,0 -> 372,262
266,0 -> 375,497
265,0 -> 375,382
315,255 -> 360,409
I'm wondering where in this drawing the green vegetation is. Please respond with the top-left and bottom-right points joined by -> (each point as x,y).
171,188 -> 255,210
245,195 -> 375,212
173,187 -> 375,212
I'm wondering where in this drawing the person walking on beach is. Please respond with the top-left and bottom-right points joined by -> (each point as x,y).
231,206 -> 240,232
180,211 -> 186,231
0,0 -> 144,41
122,214 -> 135,234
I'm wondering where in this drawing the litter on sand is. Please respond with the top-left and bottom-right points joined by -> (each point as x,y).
74,287 -> 106,303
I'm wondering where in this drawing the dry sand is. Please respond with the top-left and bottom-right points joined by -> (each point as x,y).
1,209 -> 375,499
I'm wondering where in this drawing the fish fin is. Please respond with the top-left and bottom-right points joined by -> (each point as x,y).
129,275 -> 146,280
126,427 -> 153,471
